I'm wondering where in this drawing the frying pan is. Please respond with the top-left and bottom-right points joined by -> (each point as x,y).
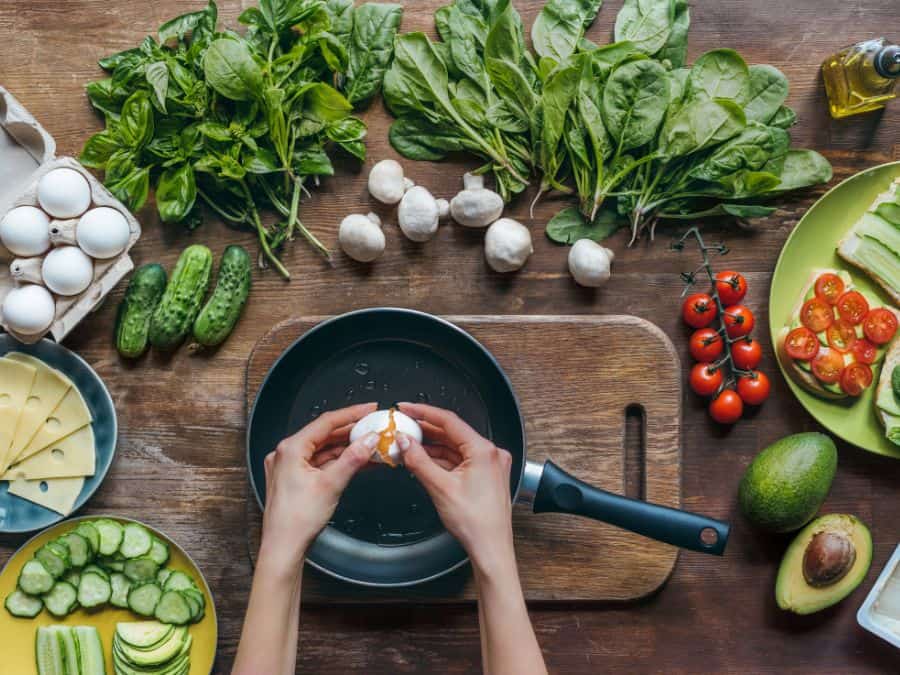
247,308 -> 730,587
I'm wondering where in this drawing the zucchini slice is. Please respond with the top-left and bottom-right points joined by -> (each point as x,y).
18,559 -> 54,595
42,581 -> 78,617
5,589 -> 43,618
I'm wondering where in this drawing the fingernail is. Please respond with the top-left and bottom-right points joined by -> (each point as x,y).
397,433 -> 411,451
363,432 -> 379,449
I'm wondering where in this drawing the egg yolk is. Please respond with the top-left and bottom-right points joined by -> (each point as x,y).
377,408 -> 398,467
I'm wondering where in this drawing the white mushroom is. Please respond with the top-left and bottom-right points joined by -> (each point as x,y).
568,239 -> 615,288
450,173 -> 504,228
339,213 -> 385,262
368,159 -> 408,205
436,199 -> 450,219
484,218 -> 533,273
398,186 -> 440,242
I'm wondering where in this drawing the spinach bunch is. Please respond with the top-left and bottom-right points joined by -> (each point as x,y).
81,0 -> 402,279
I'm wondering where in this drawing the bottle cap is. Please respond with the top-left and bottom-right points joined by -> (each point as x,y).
874,45 -> 900,78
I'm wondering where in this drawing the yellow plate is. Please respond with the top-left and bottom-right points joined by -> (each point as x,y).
0,515 -> 217,674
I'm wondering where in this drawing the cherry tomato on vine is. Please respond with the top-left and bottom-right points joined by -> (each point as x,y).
863,308 -> 898,345
836,291 -> 869,325
689,328 -> 724,363
800,298 -> 834,333
814,273 -> 845,305
851,338 -> 878,365
709,389 -> 743,424
737,371 -> 771,406
682,293 -> 717,329
689,363 -> 724,397
723,304 -> 755,338
731,338 -> 763,370
825,319 -> 857,353
714,271 -> 748,306
784,327 -> 819,361
811,349 -> 845,385
840,362 -> 873,397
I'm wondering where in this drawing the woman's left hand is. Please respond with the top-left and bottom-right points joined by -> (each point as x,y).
259,402 -> 378,572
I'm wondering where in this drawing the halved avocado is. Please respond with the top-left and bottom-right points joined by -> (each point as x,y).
775,514 -> 872,614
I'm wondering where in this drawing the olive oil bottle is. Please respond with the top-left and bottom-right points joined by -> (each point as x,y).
822,38 -> 900,118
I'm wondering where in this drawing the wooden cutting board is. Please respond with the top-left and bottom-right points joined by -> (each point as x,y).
244,315 -> 682,603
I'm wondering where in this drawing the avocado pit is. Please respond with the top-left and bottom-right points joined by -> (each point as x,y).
802,531 -> 856,587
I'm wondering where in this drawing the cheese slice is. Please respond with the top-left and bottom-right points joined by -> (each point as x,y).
0,359 -> 37,472
6,476 -> 84,516
2,353 -> 72,471
14,386 -> 92,465
2,425 -> 95,480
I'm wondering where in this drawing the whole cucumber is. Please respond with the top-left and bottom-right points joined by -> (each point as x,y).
193,245 -> 252,347
115,264 -> 168,359
149,244 -> 213,350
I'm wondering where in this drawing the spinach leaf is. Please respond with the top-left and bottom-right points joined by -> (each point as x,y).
658,98 -> 746,160
389,116 -> 471,160
656,0 -> 689,67
769,105 -> 797,129
343,3 -> 403,105
602,58 -> 669,152
539,62 -> 582,181
546,206 -> 623,244
687,49 -> 751,105
743,65 -> 789,124
156,163 -> 197,223
613,0 -> 673,56
532,0 -> 603,63
768,149 -> 833,192
203,38 -> 264,101
689,123 -> 790,181
324,0 -> 354,43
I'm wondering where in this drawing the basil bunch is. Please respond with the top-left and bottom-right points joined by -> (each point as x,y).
81,0 -> 402,279
384,0 -> 832,247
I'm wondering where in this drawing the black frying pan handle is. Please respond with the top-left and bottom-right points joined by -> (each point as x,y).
532,460 -> 729,555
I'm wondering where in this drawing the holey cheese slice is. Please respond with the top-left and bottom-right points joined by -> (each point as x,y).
7,476 -> 84,516
2,426 -> 95,481
0,358 -> 37,472
14,386 -> 92,465
3,353 -> 71,470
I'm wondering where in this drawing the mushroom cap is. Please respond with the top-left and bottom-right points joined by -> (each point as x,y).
398,186 -> 440,242
339,214 -> 385,262
368,159 -> 407,205
484,218 -> 533,272
568,239 -> 614,288
450,184 -> 504,228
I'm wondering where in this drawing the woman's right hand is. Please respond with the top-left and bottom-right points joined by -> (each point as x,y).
396,402 -> 516,576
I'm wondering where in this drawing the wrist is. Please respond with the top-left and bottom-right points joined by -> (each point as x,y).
257,536 -> 310,579
468,534 -> 518,583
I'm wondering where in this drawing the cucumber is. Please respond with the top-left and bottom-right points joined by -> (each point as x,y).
163,571 -> 195,592
58,532 -> 91,567
35,546 -> 68,579
42,581 -> 78,617
156,568 -> 173,587
128,582 -> 163,616
63,570 -> 81,588
95,519 -> 124,555
73,626 -> 105,675
77,572 -> 111,608
124,557 -> 160,583
110,572 -> 132,608
193,244 -> 252,347
35,626 -> 66,675
154,590 -> 192,625
120,522 -> 153,559
149,244 -> 213,350
57,625 -> 80,675
18,559 -> 54,595
84,563 -> 111,581
75,522 -> 101,554
148,537 -> 170,566
5,589 -> 43,617
116,263 -> 168,358
116,621 -> 174,648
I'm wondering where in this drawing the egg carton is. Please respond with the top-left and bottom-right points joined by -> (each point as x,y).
0,86 -> 141,343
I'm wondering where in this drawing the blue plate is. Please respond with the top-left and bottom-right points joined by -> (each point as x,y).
0,336 -> 117,533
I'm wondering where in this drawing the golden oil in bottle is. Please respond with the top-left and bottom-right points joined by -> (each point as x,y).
822,38 -> 899,118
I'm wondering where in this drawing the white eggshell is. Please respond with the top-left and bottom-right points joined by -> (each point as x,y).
2,284 -> 55,335
37,168 -> 92,218
41,246 -> 94,296
0,206 -> 51,256
77,207 -> 131,259
350,409 -> 423,465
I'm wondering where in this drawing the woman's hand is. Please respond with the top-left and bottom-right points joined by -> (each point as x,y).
259,402 -> 378,572
396,402 -> 515,577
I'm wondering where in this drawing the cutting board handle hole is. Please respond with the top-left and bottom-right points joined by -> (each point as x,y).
624,404 -> 646,501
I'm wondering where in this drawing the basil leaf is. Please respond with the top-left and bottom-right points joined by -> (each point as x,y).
203,39 -> 264,101
107,166 -> 150,212
156,163 -> 197,223
80,132 -> 121,169
159,0 -> 218,44
145,62 -> 170,113
119,91 -> 154,149
293,148 -> 335,176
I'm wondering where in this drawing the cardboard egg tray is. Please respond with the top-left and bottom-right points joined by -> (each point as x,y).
0,86 -> 141,343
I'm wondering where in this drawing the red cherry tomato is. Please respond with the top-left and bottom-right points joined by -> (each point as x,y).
784,327 -> 820,361
825,319 -> 857,353
737,371 -> 771,406
811,349 -> 845,385
682,293 -> 717,329
800,298 -> 835,333
689,363 -> 724,397
731,338 -> 763,370
709,389 -> 743,424
714,271 -> 748,306
851,338 -> 878,365
814,273 -> 845,305
689,328 -> 724,363
723,305 -> 755,338
863,308 -> 898,345
836,291 -> 869,325
840,362 -> 873,397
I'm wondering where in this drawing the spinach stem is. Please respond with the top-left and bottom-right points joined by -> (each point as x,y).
242,182 -> 291,280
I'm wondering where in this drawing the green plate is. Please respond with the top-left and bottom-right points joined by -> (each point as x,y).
769,161 -> 900,458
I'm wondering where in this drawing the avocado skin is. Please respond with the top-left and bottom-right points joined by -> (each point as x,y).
738,432 -> 837,533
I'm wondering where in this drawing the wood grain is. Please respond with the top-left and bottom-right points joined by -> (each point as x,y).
245,315 -> 681,602
0,0 -> 899,672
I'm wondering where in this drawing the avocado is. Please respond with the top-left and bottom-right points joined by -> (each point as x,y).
775,513 -> 872,614
738,432 -> 837,532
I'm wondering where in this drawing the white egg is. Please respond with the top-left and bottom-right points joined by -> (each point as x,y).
2,284 -> 56,335
350,409 -> 423,466
0,206 -> 51,257
37,168 -> 92,218
41,246 -> 94,296
77,207 -> 131,259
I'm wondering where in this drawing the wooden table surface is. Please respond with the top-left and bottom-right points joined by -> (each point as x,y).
2,1 -> 899,672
